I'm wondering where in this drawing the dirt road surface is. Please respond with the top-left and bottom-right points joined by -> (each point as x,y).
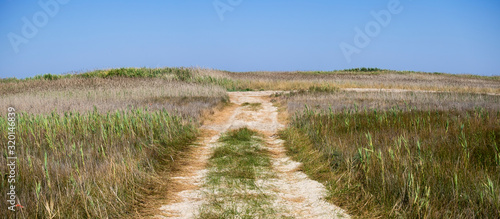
155,91 -> 349,218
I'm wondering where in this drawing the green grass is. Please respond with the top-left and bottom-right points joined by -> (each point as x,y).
342,67 -> 383,72
281,107 -> 500,218
27,67 -> 194,81
198,128 -> 277,218
241,102 -> 263,111
0,109 -> 198,218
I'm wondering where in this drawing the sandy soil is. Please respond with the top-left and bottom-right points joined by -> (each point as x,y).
155,91 -> 349,218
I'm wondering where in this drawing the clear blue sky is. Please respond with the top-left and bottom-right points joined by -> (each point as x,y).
1,0 -> 499,78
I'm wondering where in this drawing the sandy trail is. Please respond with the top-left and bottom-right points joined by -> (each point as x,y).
155,91 -> 349,218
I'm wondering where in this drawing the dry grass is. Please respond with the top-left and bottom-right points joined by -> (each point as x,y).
1,67 -> 499,218
0,109 -> 199,218
0,75 -> 228,218
279,89 -> 500,218
0,77 -> 228,119
4,67 -> 498,94
222,71 -> 500,94
278,89 -> 500,114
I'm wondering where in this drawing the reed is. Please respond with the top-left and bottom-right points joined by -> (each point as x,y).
0,109 -> 198,218
281,105 -> 500,218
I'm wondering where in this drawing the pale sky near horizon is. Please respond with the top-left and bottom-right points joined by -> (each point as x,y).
1,0 -> 499,78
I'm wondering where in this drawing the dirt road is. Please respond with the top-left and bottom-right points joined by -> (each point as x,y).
156,91 -> 349,218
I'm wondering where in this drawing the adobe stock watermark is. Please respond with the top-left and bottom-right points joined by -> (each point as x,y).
7,0 -> 70,54
339,0 -> 406,63
6,107 -> 20,212
213,0 -> 243,21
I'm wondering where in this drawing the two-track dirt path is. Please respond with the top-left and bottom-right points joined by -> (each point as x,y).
155,91 -> 349,218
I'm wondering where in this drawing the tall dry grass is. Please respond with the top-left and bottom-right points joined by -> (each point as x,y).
0,75 -> 228,218
280,88 -> 500,114
0,109 -> 198,218
279,90 -> 500,218
1,67 -> 499,218
0,77 -> 227,118
3,67 -> 499,94
224,71 -> 500,94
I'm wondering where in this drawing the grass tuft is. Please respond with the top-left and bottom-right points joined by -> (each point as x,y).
198,127 -> 277,218
241,102 -> 263,111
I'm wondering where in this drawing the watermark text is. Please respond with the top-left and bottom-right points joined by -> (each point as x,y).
339,0 -> 405,63
213,0 -> 243,21
7,0 -> 70,54
6,107 -> 17,211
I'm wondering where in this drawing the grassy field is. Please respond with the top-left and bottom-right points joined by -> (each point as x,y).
0,70 -> 228,218
1,67 -> 499,218
3,67 -> 499,94
219,70 -> 500,93
278,89 -> 500,218
0,109 -> 198,218
0,77 -> 227,118
280,87 -> 500,113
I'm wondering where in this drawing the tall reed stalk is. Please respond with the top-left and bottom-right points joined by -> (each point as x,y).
282,106 -> 500,217
0,109 -> 198,218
